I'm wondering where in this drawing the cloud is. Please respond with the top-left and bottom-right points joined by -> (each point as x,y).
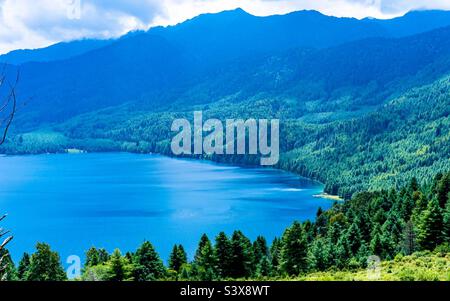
0,0 -> 450,54
0,0 -> 163,54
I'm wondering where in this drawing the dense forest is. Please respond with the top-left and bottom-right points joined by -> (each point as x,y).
1,171 -> 449,281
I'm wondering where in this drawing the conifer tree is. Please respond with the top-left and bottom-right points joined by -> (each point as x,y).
370,224 -> 383,257
169,244 -> 187,273
307,236 -> 331,271
252,236 -> 269,271
255,256 -> 272,278
214,232 -> 232,279
417,198 -> 443,250
97,248 -> 110,264
280,221 -> 308,276
85,247 -> 100,267
230,231 -> 254,278
26,243 -> 67,281
132,241 -> 165,281
194,234 -> 216,280
109,249 -> 128,281
269,237 -> 282,275
17,252 -> 31,280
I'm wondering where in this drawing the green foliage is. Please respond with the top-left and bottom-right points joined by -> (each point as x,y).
417,199 -> 444,250
229,231 -> 254,279
299,251 -> 450,281
17,253 -> 30,280
214,232 -> 232,279
169,244 -> 187,273
132,241 -> 165,281
108,249 -> 129,281
193,234 -> 216,280
281,221 -> 308,276
25,243 -> 66,281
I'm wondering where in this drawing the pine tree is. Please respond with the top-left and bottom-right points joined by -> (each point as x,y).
307,236 -> 331,271
193,234 -> 216,280
252,236 -> 269,271
109,249 -> 127,281
315,207 -> 328,236
346,220 -> 362,256
380,214 -> 402,258
97,248 -> 110,264
85,247 -> 100,267
26,243 -> 67,281
230,231 -> 254,278
255,256 -> 272,278
280,221 -> 308,276
417,198 -> 443,250
17,252 -> 31,280
370,224 -> 383,257
214,232 -> 232,279
169,244 -> 187,273
132,241 -> 165,281
269,237 -> 282,275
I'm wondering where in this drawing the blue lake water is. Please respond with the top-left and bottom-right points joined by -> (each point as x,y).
0,153 -> 332,266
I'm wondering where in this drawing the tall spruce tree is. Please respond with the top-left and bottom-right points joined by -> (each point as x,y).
214,232 -> 232,279
307,236 -> 331,271
230,231 -> 254,279
169,244 -> 187,273
132,241 -> 165,281
109,249 -> 128,281
417,198 -> 443,250
252,236 -> 269,270
194,234 -> 216,280
280,221 -> 308,276
269,237 -> 282,275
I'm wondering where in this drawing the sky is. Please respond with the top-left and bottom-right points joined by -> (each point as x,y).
0,0 -> 450,55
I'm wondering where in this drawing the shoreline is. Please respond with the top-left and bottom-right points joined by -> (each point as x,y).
313,193 -> 343,202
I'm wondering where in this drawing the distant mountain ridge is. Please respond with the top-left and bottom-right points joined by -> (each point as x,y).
2,9 -> 450,65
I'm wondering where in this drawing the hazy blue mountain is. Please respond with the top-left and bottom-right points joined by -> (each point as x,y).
371,10 -> 450,37
3,9 -> 450,66
7,23 -> 450,131
0,39 -> 113,65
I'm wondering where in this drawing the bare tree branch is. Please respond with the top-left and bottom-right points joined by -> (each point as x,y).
0,65 -> 19,146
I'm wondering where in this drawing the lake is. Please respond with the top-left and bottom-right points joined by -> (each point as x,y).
0,153 -> 333,266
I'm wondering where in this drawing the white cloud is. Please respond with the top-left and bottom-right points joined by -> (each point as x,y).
0,0 -> 450,54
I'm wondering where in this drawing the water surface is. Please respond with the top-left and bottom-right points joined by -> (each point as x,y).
0,153 -> 332,265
